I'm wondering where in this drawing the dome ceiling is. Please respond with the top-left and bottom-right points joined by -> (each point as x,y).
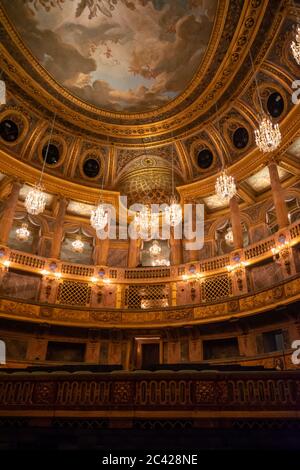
0,0 -> 300,209
1,0 -> 217,113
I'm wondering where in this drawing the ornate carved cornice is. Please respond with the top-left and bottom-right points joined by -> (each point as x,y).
0,0 -> 283,144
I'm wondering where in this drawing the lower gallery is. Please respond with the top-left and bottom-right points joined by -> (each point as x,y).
0,0 -> 300,453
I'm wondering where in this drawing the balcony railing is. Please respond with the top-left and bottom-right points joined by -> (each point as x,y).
0,371 -> 298,416
1,221 -> 299,284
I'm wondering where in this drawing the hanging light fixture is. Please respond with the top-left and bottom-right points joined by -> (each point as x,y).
214,103 -> 236,203
72,235 -> 84,253
90,137 -> 109,232
291,24 -> 300,65
165,141 -> 182,227
0,79 -> 6,105
165,195 -> 182,226
149,239 -> 161,258
25,113 -> 57,215
249,50 -> 281,153
133,139 -> 159,237
24,184 -> 47,215
16,223 -> 30,242
254,114 -> 281,153
224,226 -> 234,245
134,205 -> 159,235
91,204 -> 108,231
215,170 -> 236,202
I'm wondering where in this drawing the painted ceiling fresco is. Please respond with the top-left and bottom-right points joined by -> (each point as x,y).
2,0 -> 218,113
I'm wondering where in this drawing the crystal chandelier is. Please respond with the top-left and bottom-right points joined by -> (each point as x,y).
134,205 -> 159,236
0,80 -> 6,105
24,113 -> 56,216
165,195 -> 182,227
90,204 -> 108,231
215,170 -> 237,202
149,240 -> 161,258
254,114 -> 281,153
16,223 -> 30,242
164,141 -> 182,227
24,184 -> 47,215
291,25 -> 300,65
225,227 -> 234,245
72,235 -> 84,253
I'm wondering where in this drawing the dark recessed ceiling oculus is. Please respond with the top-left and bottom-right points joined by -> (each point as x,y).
233,127 -> 249,149
197,149 -> 213,169
42,143 -> 60,165
0,119 -> 19,142
83,158 -> 100,178
267,92 -> 284,118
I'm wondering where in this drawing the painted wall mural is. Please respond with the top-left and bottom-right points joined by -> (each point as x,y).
2,0 -> 217,112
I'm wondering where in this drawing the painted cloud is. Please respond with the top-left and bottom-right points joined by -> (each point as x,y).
3,0 -> 217,112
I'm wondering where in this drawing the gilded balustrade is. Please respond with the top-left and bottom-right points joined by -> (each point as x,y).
0,221 -> 299,323
0,221 -> 299,284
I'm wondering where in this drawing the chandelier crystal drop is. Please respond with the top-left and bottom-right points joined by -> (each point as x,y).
24,184 -> 47,215
291,25 -> 300,65
254,114 -> 281,153
134,205 -> 159,235
72,236 -> 84,253
215,170 -> 237,202
225,227 -> 234,245
0,80 -> 6,105
149,240 -> 162,258
90,203 -> 108,231
16,223 -> 30,242
165,195 -> 182,227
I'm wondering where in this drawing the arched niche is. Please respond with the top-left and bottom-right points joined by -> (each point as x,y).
140,239 -> 170,267
215,219 -> 249,256
8,213 -> 42,254
60,225 -> 94,265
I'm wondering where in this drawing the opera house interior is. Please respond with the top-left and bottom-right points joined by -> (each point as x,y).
0,0 -> 300,453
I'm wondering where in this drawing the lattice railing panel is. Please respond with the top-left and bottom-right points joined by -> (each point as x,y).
9,251 -> 45,269
201,274 -> 232,302
125,284 -> 169,309
124,268 -> 170,279
290,222 -> 300,240
244,239 -> 275,260
61,264 -> 94,277
57,281 -> 91,306
199,256 -> 229,272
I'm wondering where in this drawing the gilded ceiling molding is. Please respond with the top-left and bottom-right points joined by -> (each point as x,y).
65,136 -> 83,179
262,61 -> 296,92
0,1 -> 276,143
206,122 -> 231,166
237,185 -> 257,205
0,2 -> 227,121
234,99 -> 260,125
106,145 -> 116,187
174,140 -> 192,181
0,149 -> 120,208
21,118 -> 48,162
177,103 -> 300,202
280,157 -> 300,177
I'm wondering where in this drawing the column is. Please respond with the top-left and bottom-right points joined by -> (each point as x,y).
94,235 -> 110,265
268,161 -> 289,228
184,205 -> 198,262
0,180 -> 21,244
229,196 -> 243,249
50,197 -> 68,259
128,237 -> 141,267
170,226 -> 183,265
